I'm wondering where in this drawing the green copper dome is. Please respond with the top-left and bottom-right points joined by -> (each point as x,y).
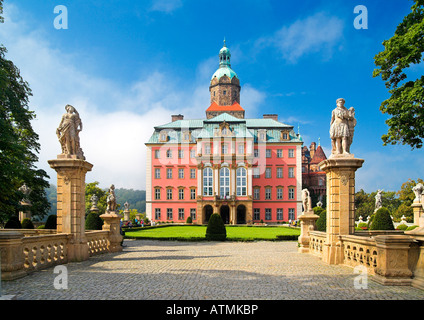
211,40 -> 238,81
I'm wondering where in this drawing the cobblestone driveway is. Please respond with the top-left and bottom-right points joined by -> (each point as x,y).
2,239 -> 424,300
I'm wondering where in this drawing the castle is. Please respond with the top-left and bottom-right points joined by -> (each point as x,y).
145,42 -> 304,224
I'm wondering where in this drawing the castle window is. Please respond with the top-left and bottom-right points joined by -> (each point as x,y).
167,208 -> 173,220
277,208 -> 283,220
223,90 -> 227,96
167,188 -> 173,200
203,168 -> 213,196
220,167 -> 230,198
288,187 -> 295,200
265,187 -> 272,200
265,208 -> 272,220
236,167 -> 247,196
254,208 -> 260,220
155,188 -> 161,200
155,208 -> 161,220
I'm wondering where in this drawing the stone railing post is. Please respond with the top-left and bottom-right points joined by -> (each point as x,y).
411,201 -> 424,227
298,211 -> 319,253
48,158 -> 93,262
319,156 -> 364,264
100,212 -> 123,253
0,232 -> 26,280
374,235 -> 414,286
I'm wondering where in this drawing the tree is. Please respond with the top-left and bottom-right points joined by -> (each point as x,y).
205,213 -> 227,241
373,0 -> 424,149
85,182 -> 108,215
0,1 -> 50,225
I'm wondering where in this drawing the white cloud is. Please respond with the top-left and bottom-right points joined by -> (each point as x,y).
1,3 -> 268,191
149,0 -> 183,13
256,12 -> 344,63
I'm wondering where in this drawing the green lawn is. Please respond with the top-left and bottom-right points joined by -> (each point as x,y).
124,225 -> 300,241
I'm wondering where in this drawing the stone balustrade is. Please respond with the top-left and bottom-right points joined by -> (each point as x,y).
22,233 -> 71,274
1,229 -> 120,280
339,234 -> 378,274
309,231 -> 326,256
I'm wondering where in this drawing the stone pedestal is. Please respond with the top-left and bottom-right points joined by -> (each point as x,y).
100,212 -> 123,252
298,211 -> 320,253
0,232 -> 26,280
319,156 -> 364,264
19,202 -> 32,223
374,235 -> 414,286
123,210 -> 130,222
48,158 -> 93,262
412,202 -> 424,227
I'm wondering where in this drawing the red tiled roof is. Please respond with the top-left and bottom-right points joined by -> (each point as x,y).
206,101 -> 245,112
310,145 -> 327,164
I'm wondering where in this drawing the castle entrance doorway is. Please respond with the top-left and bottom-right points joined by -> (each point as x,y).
237,205 -> 246,224
204,205 -> 213,224
220,205 -> 230,224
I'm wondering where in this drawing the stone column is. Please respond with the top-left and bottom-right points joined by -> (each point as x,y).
100,212 -> 123,253
48,158 -> 93,262
298,211 -> 320,253
19,203 -> 31,223
319,156 -> 364,264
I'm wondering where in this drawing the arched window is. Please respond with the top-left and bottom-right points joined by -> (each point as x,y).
203,168 -> 213,196
220,167 -> 230,198
236,167 -> 247,196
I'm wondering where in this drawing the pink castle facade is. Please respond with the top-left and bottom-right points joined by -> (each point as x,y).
145,43 -> 303,224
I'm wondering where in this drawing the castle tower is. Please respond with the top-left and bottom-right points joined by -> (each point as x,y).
206,40 -> 245,119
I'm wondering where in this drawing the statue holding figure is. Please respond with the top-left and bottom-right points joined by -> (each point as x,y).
302,188 -> 312,213
106,184 -> 117,212
56,104 -> 85,159
330,98 -> 356,156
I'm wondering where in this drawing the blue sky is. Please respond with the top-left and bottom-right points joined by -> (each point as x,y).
1,0 -> 423,192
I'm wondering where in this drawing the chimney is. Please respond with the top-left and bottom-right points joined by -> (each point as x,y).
171,114 -> 184,122
310,142 -> 316,159
263,114 -> 278,121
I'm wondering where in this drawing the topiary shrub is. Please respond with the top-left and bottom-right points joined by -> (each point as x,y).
44,214 -> 57,229
5,216 -> 22,229
85,212 -> 104,230
205,213 -> 226,241
396,223 -> 408,231
186,216 -> 193,224
21,218 -> 34,229
315,210 -> 326,232
357,222 -> 368,230
369,207 -> 394,231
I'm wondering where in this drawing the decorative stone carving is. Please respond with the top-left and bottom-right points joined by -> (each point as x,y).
412,183 -> 424,203
330,98 -> 356,157
302,188 -> 312,213
106,184 -> 117,212
56,104 -> 85,160
90,194 -> 99,212
18,183 -> 32,205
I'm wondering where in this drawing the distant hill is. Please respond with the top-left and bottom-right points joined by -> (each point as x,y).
46,185 -> 146,216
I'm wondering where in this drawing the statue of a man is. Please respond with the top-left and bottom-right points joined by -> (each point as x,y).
106,184 -> 117,212
18,183 -> 32,204
330,98 -> 356,156
56,104 -> 85,159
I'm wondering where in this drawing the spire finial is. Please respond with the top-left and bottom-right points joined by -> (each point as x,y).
318,137 -> 321,146
223,37 -> 226,47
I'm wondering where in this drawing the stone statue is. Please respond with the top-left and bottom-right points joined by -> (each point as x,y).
18,183 -> 32,205
375,189 -> 383,211
412,183 -> 424,202
302,188 -> 312,213
316,195 -> 323,208
330,98 -> 356,156
56,104 -> 85,159
124,201 -> 130,211
90,194 -> 99,210
106,184 -> 117,212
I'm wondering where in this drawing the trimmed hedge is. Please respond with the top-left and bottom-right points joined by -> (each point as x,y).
21,218 -> 34,229
85,212 -> 104,230
5,216 -> 21,229
369,207 -> 394,231
396,223 -> 408,231
205,213 -> 227,241
316,210 -> 326,232
44,214 -> 57,229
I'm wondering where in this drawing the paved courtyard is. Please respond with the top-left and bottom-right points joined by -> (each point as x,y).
2,239 -> 424,300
